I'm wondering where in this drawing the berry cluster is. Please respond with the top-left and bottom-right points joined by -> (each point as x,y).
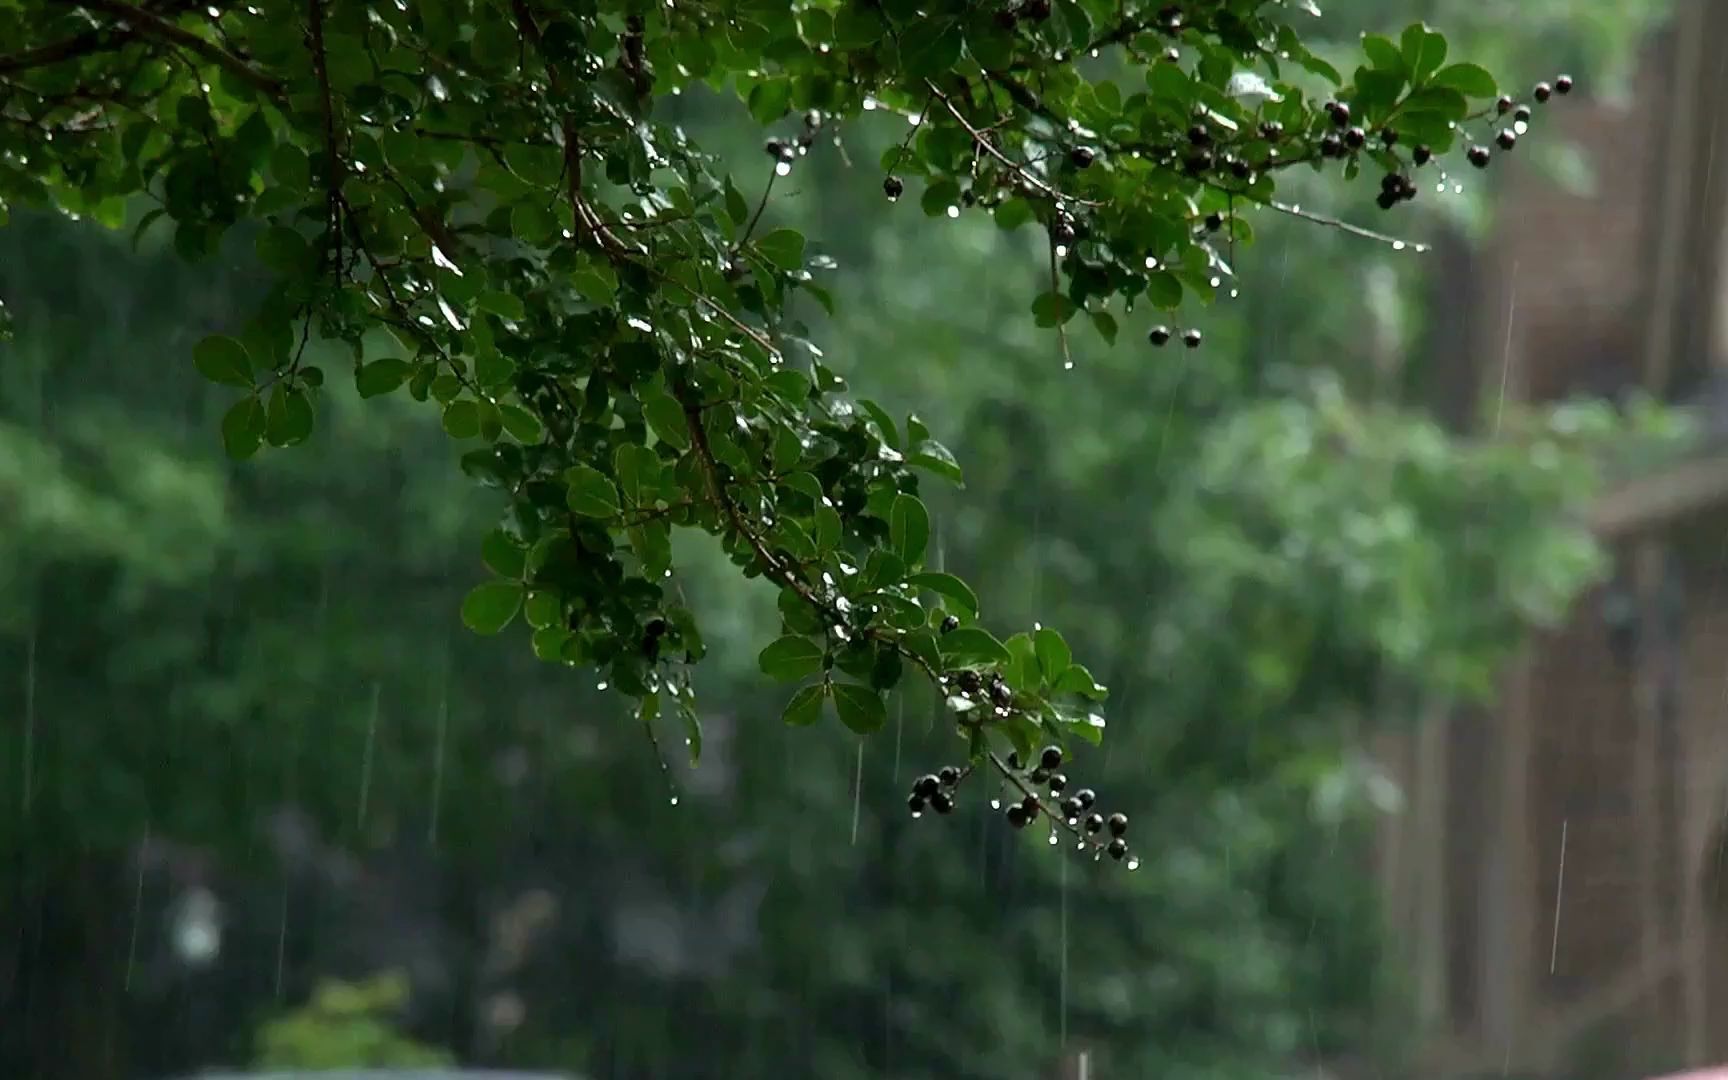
1001,745 -> 1134,860
907,765 -> 962,816
763,110 -> 827,167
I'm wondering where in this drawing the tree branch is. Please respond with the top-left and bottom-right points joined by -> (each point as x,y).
58,0 -> 281,96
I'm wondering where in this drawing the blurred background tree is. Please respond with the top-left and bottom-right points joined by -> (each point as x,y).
0,0 -> 1678,1077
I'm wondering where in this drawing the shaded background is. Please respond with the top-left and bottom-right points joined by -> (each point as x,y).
5,0 -> 1720,1077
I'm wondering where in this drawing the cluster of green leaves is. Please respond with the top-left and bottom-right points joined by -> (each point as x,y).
0,0 -> 1544,826
254,972 -> 452,1069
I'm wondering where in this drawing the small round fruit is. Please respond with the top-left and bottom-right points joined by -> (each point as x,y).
908,793 -> 926,814
1040,745 -> 1063,770
1259,120 -> 1283,141
1412,144 -> 1433,166
1555,74 -> 1573,94
1343,126 -> 1365,149
1495,94 -> 1513,114
938,765 -> 960,787
1182,328 -> 1202,348
1513,104 -> 1532,124
1533,81 -> 1553,102
1021,794 -> 1040,817
1228,156 -> 1250,179
1023,0 -> 1051,19
940,614 -> 960,634
1107,812 -> 1129,837
1062,796 -> 1084,818
1467,144 -> 1491,168
1379,127 -> 1398,146
1319,133 -> 1343,158
1107,837 -> 1128,860
1051,219 -> 1076,245
989,681 -> 1013,707
915,774 -> 941,799
1376,190 -> 1398,210
1187,124 -> 1211,146
1204,211 -> 1223,231
1007,751 -> 1022,770
883,175 -> 904,200
1326,100 -> 1349,126
1048,773 -> 1067,794
1075,788 -> 1097,809
931,791 -> 955,814
1006,803 -> 1029,827
764,138 -> 787,159
958,670 -> 984,694
1148,325 -> 1171,346
1085,812 -> 1105,833
993,7 -> 1017,29
1030,767 -> 1051,785
1496,128 -> 1517,150
1070,145 -> 1095,169
1184,151 -> 1213,174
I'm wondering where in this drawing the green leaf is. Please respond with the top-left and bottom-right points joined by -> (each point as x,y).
523,590 -> 561,629
499,404 -> 543,443
1361,34 -> 1405,75
255,225 -> 310,275
889,493 -> 930,566
756,228 -> 806,271
1059,707 -> 1107,745
442,399 -> 481,439
994,198 -> 1034,230
940,626 -> 1011,666
831,682 -> 887,734
1003,632 -> 1038,691
782,683 -> 827,727
614,443 -> 661,505
643,393 -> 690,450
193,335 -> 252,388
899,20 -> 961,77
814,504 -> 843,552
1430,62 -> 1496,98
1402,23 -> 1448,80
676,697 -> 702,764
356,357 -> 409,397
1145,272 -> 1183,310
759,635 -> 826,682
907,572 -> 978,619
1034,627 -> 1072,681
477,291 -> 526,320
221,396 -> 264,459
1032,291 -> 1078,327
909,440 -> 964,486
1056,663 -> 1109,700
566,464 -> 621,517
265,385 -> 314,446
481,529 -> 527,578
461,581 -> 524,635
747,78 -> 792,124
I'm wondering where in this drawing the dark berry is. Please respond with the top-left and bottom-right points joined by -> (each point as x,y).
1319,133 -> 1343,158
931,791 -> 954,814
1187,124 -> 1212,147
1006,803 -> 1029,828
1062,796 -> 1084,818
1327,101 -> 1350,127
1555,74 -> 1573,94
1040,745 -> 1063,770
1007,751 -> 1022,770
883,175 -> 904,200
1184,151 -> 1213,174
1050,218 -> 1076,246
989,680 -> 1013,707
938,765 -> 960,787
1495,94 -> 1514,114
1182,328 -> 1202,348
1148,325 -> 1171,346
1399,176 -> 1418,201
1466,144 -> 1491,168
994,7 -> 1018,29
1496,128 -> 1517,150
961,188 -> 976,206
1030,767 -> 1051,785
1107,812 -> 1129,837
1162,47 -> 1180,63
1070,145 -> 1095,169
796,132 -> 814,150
915,774 -> 941,799
1533,81 -> 1552,102
1021,794 -> 1040,817
1023,0 -> 1051,20
764,138 -> 787,159
1259,120 -> 1283,141
1228,156 -> 1250,179
1048,773 -> 1067,794
1379,127 -> 1398,146
804,110 -> 822,129
940,614 -> 960,634
1412,144 -> 1432,166
1376,190 -> 1398,211
1157,3 -> 1182,29
1202,211 -> 1222,232
1343,126 -> 1365,149
908,793 -> 926,814
957,670 -> 983,694
1380,172 -> 1402,193
1085,812 -> 1105,833
1513,104 -> 1532,124
1075,788 -> 1096,809
1107,837 -> 1128,860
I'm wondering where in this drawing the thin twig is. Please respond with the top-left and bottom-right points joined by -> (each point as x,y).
60,0 -> 281,95
924,78 -> 1100,208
